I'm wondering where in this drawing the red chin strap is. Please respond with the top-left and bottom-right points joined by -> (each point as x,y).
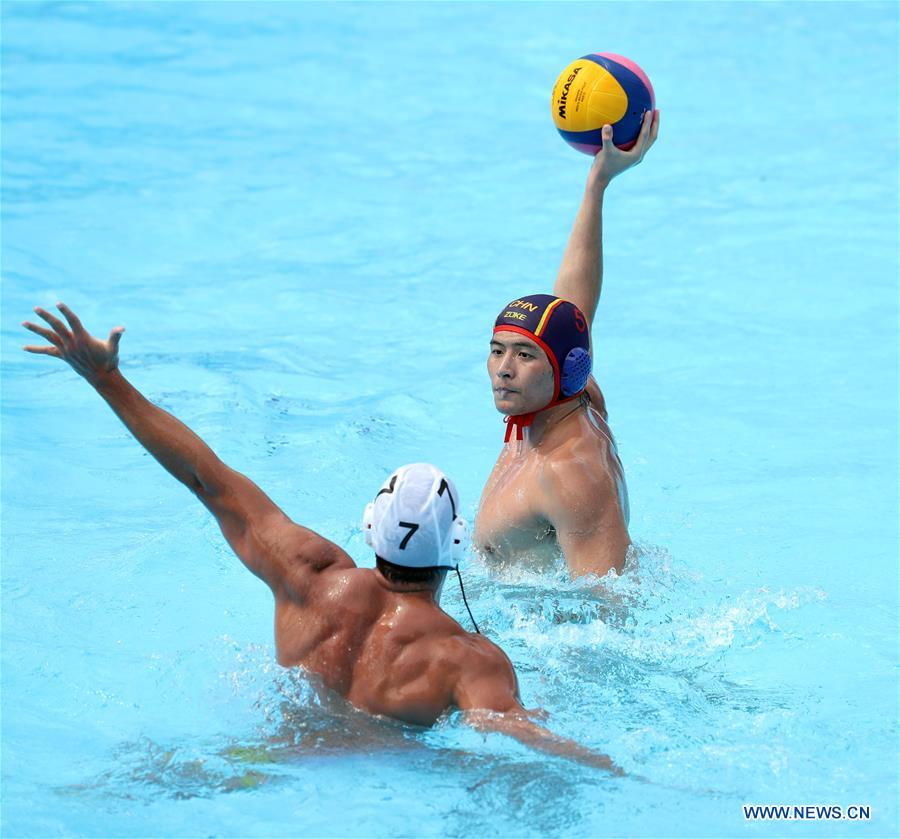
503,412 -> 537,443
502,391 -> 585,444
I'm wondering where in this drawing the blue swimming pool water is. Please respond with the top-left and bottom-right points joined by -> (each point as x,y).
2,2 -> 898,837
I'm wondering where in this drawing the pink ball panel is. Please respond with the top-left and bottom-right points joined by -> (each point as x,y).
597,52 -> 656,109
566,138 -> 638,155
567,141 -> 602,156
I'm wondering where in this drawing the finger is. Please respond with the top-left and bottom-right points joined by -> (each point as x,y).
23,344 -> 62,358
635,110 -> 653,157
108,326 -> 125,349
22,321 -> 64,347
34,306 -> 72,343
647,109 -> 660,148
57,302 -> 86,335
600,123 -> 614,151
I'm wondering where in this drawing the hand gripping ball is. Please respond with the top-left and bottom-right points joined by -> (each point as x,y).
552,53 -> 655,155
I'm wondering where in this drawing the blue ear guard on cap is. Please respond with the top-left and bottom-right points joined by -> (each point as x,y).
560,347 -> 592,396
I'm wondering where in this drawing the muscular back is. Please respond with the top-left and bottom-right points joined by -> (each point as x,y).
273,563 -> 515,726
20,302 -> 625,767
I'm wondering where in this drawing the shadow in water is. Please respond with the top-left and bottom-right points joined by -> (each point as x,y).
54,672 -> 448,802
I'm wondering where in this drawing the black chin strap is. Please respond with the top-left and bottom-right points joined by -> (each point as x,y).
456,567 -> 480,634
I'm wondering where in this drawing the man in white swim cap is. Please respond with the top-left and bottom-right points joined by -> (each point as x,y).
474,112 -> 659,578
362,463 -> 481,631
21,304 -> 621,772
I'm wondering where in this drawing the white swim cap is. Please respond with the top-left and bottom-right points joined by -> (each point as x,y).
362,463 -> 468,569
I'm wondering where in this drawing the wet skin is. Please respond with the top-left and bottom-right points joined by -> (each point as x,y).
21,303 -> 622,772
473,110 -> 658,578
269,554 -> 519,727
475,332 -> 629,577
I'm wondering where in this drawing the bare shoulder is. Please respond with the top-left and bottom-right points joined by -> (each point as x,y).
443,630 -> 505,656
441,632 -> 516,681
441,632 -> 519,712
269,523 -> 357,599
301,563 -> 383,607
535,428 -> 622,534
286,525 -> 355,571
541,433 -> 611,496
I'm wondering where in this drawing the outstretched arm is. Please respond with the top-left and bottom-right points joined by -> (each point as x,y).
553,110 -> 659,327
466,710 -> 623,774
22,303 -> 352,596
452,636 -> 623,774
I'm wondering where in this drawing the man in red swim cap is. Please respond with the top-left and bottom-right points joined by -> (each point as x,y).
474,112 -> 660,578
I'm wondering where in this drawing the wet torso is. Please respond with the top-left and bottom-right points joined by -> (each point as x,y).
273,567 -> 471,726
473,379 -> 630,574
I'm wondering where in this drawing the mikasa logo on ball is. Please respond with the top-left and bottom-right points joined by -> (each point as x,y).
557,67 -> 581,119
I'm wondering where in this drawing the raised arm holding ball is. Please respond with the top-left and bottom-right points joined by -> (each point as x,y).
474,55 -> 659,579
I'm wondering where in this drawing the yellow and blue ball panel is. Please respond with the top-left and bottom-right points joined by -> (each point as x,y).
552,53 -> 655,155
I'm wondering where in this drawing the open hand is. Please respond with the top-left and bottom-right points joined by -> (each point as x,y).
589,108 -> 659,190
22,303 -> 124,384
